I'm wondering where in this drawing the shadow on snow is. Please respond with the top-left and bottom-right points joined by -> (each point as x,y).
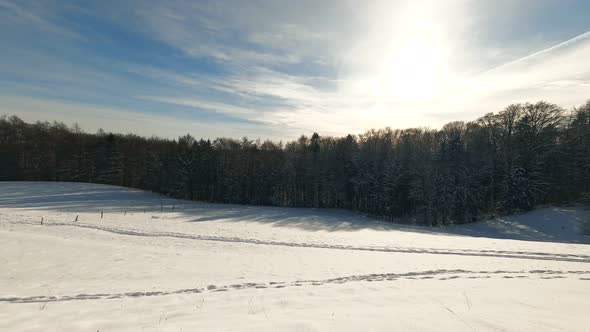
1,181 -> 588,244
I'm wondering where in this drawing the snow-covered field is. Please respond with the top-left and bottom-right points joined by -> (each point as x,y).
1,182 -> 589,331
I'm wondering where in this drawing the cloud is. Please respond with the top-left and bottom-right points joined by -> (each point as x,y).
0,0 -> 81,39
438,30 -> 590,118
1,0 -> 589,141
130,1 -> 309,66
139,96 -> 262,119
0,95 -> 286,140
129,28 -> 590,138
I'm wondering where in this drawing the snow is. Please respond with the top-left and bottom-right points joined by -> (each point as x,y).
1,182 -> 589,331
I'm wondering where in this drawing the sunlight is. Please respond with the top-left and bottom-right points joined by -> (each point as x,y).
379,33 -> 448,102
372,2 -> 450,103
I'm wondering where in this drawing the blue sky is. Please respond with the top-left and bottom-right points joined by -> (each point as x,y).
1,0 -> 589,140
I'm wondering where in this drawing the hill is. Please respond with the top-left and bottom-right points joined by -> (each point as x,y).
1,182 -> 589,331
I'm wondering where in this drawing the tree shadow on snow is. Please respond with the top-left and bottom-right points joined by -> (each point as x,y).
1,181 -> 589,244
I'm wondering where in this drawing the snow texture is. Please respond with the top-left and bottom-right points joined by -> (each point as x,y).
1,182 -> 589,331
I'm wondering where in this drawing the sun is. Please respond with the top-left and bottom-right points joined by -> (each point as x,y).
379,33 -> 448,102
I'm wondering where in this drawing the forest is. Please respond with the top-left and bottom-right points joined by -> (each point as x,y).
1,100 -> 589,226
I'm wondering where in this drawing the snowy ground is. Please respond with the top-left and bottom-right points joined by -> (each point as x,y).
1,182 -> 589,331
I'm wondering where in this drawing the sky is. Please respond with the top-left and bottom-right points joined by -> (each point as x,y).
1,0 -> 589,140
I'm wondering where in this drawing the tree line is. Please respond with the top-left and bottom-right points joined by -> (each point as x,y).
1,100 -> 589,226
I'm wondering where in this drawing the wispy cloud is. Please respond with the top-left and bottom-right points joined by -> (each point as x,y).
439,30 -> 590,116
139,96 -> 262,119
0,95 -> 285,139
0,0 -> 81,39
1,0 -> 589,140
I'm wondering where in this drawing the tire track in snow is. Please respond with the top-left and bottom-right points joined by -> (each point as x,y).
5,220 -> 590,263
2,269 -> 589,304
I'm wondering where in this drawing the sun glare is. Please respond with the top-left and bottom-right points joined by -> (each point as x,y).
379,33 -> 448,102
373,2 -> 450,103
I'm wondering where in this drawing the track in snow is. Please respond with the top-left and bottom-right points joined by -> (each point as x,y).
5,219 -> 590,264
2,269 -> 589,304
